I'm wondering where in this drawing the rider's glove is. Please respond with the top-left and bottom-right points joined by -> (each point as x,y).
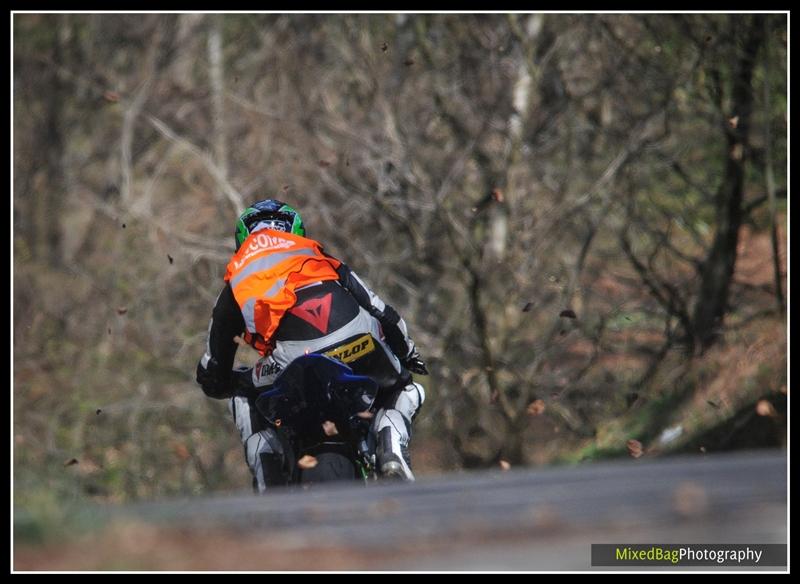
196,356 -> 231,399
402,351 -> 429,376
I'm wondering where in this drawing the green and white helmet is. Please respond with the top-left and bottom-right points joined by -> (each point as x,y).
234,199 -> 305,250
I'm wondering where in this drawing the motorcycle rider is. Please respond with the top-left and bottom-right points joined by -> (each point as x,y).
196,199 -> 427,492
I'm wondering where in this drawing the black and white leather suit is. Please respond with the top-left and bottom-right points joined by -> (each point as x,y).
196,261 -> 425,492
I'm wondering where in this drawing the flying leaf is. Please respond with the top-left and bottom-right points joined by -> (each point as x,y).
527,399 -> 546,416
298,455 -> 318,470
672,482 -> 708,517
626,439 -> 643,458
756,400 -> 776,417
173,443 -> 191,460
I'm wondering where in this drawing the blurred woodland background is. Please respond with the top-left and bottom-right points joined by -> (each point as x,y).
13,13 -> 787,531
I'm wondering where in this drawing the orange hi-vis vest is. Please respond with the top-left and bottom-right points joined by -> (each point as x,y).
224,229 -> 342,355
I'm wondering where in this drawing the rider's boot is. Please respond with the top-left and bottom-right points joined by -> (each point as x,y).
372,381 -> 425,480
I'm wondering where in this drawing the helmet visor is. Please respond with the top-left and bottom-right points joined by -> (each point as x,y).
246,211 -> 295,234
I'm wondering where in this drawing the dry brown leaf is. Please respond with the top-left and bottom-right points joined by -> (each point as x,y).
756,400 -> 777,417
530,505 -> 560,529
491,188 -> 504,203
116,307 -> 128,315
527,399 -> 546,416
103,91 -> 120,103
298,455 -> 318,470
63,458 -> 79,467
626,439 -> 643,458
673,482 -> 709,517
173,443 -> 191,460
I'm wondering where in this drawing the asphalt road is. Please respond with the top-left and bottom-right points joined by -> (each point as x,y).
15,449 -> 788,571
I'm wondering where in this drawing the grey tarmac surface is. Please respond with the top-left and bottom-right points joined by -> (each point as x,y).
14,449 -> 787,570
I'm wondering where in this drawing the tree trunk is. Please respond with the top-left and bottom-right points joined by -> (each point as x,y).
761,17 -> 786,314
33,16 -> 68,267
691,17 -> 766,351
208,14 -> 230,212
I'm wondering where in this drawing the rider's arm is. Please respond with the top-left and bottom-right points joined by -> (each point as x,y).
196,283 -> 251,399
334,261 -> 418,361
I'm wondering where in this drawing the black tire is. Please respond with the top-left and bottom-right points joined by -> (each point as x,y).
299,451 -> 359,485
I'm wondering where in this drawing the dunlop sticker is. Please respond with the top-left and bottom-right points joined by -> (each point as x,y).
324,334 -> 376,364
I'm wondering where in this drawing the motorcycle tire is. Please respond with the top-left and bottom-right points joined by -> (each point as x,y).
299,451 -> 359,485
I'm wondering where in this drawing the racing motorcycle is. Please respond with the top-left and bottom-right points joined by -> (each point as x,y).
254,353 -> 380,486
